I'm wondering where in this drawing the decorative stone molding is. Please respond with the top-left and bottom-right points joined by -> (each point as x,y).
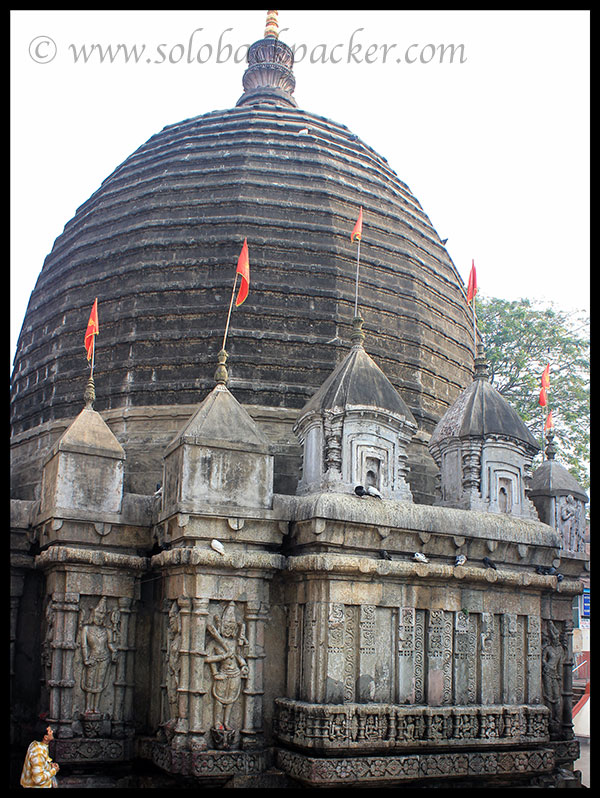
276,745 -> 555,787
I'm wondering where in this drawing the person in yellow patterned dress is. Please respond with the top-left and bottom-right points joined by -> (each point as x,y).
20,723 -> 59,788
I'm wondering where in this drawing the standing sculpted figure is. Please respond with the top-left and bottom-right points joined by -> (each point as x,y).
80,597 -> 118,713
205,602 -> 249,732
542,620 -> 564,734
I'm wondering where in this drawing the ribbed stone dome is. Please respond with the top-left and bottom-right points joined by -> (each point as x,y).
10,17 -> 474,502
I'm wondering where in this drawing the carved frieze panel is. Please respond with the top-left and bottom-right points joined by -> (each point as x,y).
273,699 -> 550,753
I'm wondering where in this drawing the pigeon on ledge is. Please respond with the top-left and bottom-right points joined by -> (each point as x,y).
454,554 -> 467,566
482,556 -> 497,570
355,485 -> 382,498
413,552 -> 428,563
379,550 -> 392,561
210,539 -> 225,555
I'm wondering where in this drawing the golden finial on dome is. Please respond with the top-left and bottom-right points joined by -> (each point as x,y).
264,10 -> 279,39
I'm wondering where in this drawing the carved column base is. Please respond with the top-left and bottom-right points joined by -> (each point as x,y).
137,738 -> 270,782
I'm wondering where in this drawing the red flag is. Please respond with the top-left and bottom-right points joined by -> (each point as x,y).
538,386 -> 547,407
467,260 -> 477,303
235,238 -> 250,307
351,207 -> 363,243
540,363 -> 550,389
544,410 -> 554,431
84,298 -> 99,361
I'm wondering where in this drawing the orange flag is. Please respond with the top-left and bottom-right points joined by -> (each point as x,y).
351,207 -> 363,243
540,363 -> 550,389
545,410 -> 554,431
84,298 -> 99,361
467,260 -> 477,303
235,238 -> 250,307
538,386 -> 547,407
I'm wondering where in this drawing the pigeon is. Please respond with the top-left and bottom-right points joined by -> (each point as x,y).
298,128 -> 309,135
355,485 -> 367,497
153,483 -> 163,498
482,556 -> 497,570
413,552 -> 428,563
366,485 -> 382,499
210,539 -> 225,555
556,573 -> 564,583
379,550 -> 392,561
441,238 -> 448,245
535,565 -> 557,576
355,485 -> 382,499
454,554 -> 467,566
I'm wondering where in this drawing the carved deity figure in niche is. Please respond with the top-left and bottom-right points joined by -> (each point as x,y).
165,601 -> 182,713
80,597 -> 119,713
558,495 -> 582,552
542,620 -> 564,735
205,602 -> 249,735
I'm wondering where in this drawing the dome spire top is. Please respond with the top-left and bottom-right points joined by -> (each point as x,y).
236,10 -> 297,107
264,9 -> 279,39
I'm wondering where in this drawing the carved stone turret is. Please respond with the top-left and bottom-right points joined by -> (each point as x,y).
429,344 -> 540,518
294,317 -> 416,500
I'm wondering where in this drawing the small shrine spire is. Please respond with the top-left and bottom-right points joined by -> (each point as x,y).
350,316 -> 366,349
214,349 -> 229,387
84,375 -> 96,408
473,342 -> 489,381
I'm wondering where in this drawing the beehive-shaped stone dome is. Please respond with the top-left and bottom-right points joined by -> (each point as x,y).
10,12 -> 474,503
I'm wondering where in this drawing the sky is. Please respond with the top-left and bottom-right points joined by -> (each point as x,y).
10,10 -> 590,372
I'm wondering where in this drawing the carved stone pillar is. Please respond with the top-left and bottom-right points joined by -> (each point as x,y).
189,597 -> 209,749
174,597 -> 192,746
560,620 -> 575,741
240,600 -> 269,749
47,592 -> 79,738
112,597 -> 135,739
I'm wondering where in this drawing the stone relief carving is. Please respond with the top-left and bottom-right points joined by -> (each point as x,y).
79,597 -> 119,714
556,495 -> 585,553
205,602 -> 249,747
41,598 -> 54,685
541,620 -> 565,738
165,601 -> 182,715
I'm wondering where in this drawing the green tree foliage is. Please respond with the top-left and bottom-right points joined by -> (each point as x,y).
476,295 -> 589,491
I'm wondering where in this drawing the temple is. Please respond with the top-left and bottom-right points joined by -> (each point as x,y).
10,11 -> 588,789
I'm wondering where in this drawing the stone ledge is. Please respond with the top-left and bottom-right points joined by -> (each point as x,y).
35,545 -> 148,572
284,553 -> 583,594
151,547 -> 285,573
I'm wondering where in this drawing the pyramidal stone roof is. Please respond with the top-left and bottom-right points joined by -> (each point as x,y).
530,432 -> 588,500
49,394 -> 124,461
166,383 -> 270,455
429,347 -> 539,451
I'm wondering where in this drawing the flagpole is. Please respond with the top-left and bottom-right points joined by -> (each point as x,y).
222,274 -> 239,351
354,238 -> 361,317
472,296 -> 477,359
542,406 -> 547,461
